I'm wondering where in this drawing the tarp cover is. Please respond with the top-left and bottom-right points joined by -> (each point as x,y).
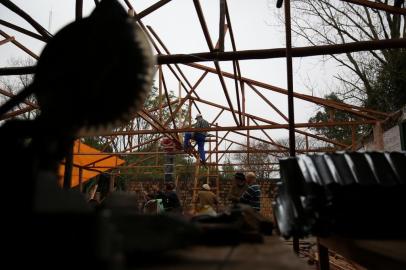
59,140 -> 125,187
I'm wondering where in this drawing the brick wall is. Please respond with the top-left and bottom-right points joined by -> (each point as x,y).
127,178 -> 275,218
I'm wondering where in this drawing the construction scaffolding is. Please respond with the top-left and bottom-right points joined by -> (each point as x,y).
1,0 -> 405,266
0,0 -> 403,201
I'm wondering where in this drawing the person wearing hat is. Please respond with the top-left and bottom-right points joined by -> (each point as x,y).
227,172 -> 248,204
195,183 -> 219,216
183,114 -> 210,165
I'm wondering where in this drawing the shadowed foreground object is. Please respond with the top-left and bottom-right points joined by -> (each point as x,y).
1,1 -> 273,269
0,0 -> 155,207
0,0 -> 155,269
0,0 -> 154,131
33,0 -> 154,131
273,151 -> 406,239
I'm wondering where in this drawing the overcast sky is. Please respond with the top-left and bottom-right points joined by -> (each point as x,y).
0,0 -> 342,151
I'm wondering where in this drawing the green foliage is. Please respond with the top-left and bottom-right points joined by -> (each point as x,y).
70,81 -> 194,193
81,80 -> 193,184
117,145 -> 196,184
81,137 -> 113,152
308,93 -> 364,144
284,1 -> 406,114
176,156 -> 195,181
366,50 -> 406,112
121,81 -> 191,182
146,83 -> 190,128
220,158 -> 235,180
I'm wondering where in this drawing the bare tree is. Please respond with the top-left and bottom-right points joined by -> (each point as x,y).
234,140 -> 279,179
272,0 -> 406,111
0,57 -> 38,120
83,81 -> 189,153
234,134 -> 332,179
274,135 -> 331,156
114,84 -> 189,152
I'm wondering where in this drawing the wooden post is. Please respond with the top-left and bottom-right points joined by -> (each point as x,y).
158,65 -> 163,167
206,165 -> 210,185
156,142 -> 159,166
78,167 -> 83,192
128,121 -> 133,152
178,80 -> 181,125
209,139 -> 212,166
178,80 -> 182,106
137,118 -> 141,146
247,118 -> 250,167
242,82 -> 246,126
178,80 -> 182,140
216,123 -> 219,196
351,124 -> 356,151
192,159 -> 200,210
109,173 -> 115,193
305,135 -> 309,151
284,0 -> 299,254
75,0 -> 83,20
317,240 -> 330,270
373,121 -> 384,150
159,65 -> 163,122
219,0 -> 226,52
189,99 -> 192,127
207,141 -> 211,184
63,141 -> 74,190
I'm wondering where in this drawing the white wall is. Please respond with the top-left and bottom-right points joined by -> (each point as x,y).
362,106 -> 406,151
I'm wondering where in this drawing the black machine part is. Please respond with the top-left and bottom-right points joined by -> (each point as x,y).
273,151 -> 406,239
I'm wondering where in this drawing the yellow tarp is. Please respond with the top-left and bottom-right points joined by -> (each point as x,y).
59,140 -> 125,188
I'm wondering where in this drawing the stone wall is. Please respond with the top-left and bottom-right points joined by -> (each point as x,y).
127,177 -> 275,218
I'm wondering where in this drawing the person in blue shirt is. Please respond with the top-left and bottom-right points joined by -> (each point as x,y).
184,114 -> 210,165
240,172 -> 261,211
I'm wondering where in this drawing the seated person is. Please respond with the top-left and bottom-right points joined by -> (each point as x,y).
196,184 -> 219,216
240,172 -> 261,212
163,182 -> 182,213
227,172 -> 248,204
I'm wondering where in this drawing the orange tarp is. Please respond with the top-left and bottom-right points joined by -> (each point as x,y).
59,140 -> 125,188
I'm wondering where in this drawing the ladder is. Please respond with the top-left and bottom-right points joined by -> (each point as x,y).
188,130 -> 220,210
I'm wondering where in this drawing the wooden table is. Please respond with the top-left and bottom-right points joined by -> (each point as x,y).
136,236 -> 314,270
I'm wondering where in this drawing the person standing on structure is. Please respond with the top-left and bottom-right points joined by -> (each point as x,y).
184,114 -> 210,165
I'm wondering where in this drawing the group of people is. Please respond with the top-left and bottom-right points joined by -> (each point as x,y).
142,171 -> 261,216
194,171 -> 261,215
228,171 -> 261,211
145,113 -> 261,215
143,182 -> 182,214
